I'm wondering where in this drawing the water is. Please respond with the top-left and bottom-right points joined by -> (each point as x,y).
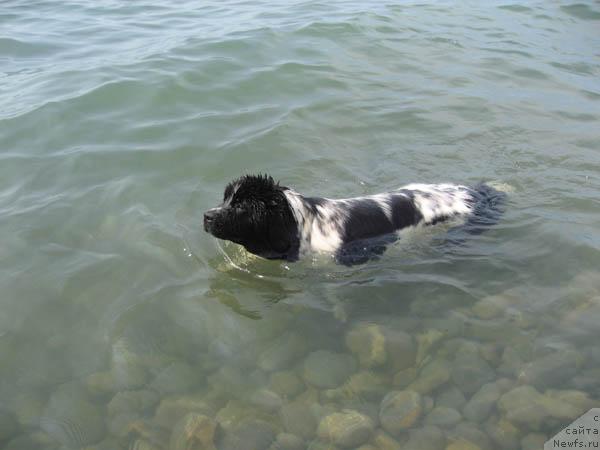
1,0 -> 600,448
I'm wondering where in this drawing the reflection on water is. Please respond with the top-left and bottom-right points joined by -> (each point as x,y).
1,0 -> 600,449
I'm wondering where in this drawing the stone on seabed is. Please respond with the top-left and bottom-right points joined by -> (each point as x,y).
462,382 -> 503,423
436,386 -> 467,410
275,432 -> 305,450
451,351 -> 494,396
249,388 -> 283,413
41,383 -> 106,448
303,350 -> 357,389
150,361 -> 200,394
258,332 -> 307,372
484,416 -> 520,450
0,410 -> 19,443
323,370 -> 388,402
408,358 -> 450,394
317,410 -> 374,448
445,438 -> 482,450
379,390 -> 423,435
153,393 -> 214,429
517,349 -> 581,389
425,406 -> 462,427
169,412 -> 217,450
270,370 -> 304,398
404,425 -> 446,450
521,432 -> 547,450
281,400 -> 318,440
218,418 -> 276,450
345,323 -> 387,368
497,385 -> 588,430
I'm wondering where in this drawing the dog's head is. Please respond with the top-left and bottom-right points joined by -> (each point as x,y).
204,174 -> 299,260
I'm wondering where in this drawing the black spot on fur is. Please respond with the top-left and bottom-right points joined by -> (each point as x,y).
390,193 -> 424,229
342,199 -> 396,242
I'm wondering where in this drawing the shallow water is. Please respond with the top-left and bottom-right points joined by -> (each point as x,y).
1,1 -> 600,449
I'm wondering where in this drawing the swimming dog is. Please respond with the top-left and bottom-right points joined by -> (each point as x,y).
203,174 -> 505,265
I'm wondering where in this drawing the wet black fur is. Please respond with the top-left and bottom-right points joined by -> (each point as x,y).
203,175 -> 300,260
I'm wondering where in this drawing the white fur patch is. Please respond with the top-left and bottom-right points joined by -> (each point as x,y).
400,183 -> 473,224
311,202 -> 346,252
284,190 -> 345,254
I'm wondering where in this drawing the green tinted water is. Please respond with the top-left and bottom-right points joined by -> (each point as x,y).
1,1 -> 600,449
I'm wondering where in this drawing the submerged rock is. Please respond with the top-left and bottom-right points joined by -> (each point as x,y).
517,349 -> 581,389
379,390 -> 423,435
303,351 -> 357,389
85,370 -> 116,396
0,410 -> 19,443
249,388 -> 283,413
415,329 -> 445,365
425,407 -> 461,428
270,371 -> 304,398
520,432 -> 547,450
484,416 -> 520,450
345,322 -> 416,371
280,401 -> 318,440
106,389 -> 159,437
345,324 -> 387,368
216,400 -> 266,432
435,386 -> 467,410
110,338 -> 149,390
128,439 -> 161,450
445,438 -> 482,450
41,383 -> 105,447
258,332 -> 307,372
451,351 -> 494,396
471,295 -> 510,320
408,358 -> 451,395
404,425 -> 446,450
150,361 -> 200,394
13,391 -> 46,428
323,370 -> 389,402
317,410 -> 374,448
446,422 -> 492,450
169,412 -> 217,450
497,385 -> 588,430
126,419 -> 168,448
372,429 -> 403,450
107,389 -> 159,417
82,436 -> 123,450
154,393 -> 215,429
385,328 -> 417,371
462,382 -> 503,423
3,435 -> 40,450
275,432 -> 305,450
218,418 -> 276,450
393,367 -> 417,389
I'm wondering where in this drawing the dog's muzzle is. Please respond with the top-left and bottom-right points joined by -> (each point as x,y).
203,207 -> 220,233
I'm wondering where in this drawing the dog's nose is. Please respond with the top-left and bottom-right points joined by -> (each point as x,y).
204,209 -> 217,222
203,208 -> 219,231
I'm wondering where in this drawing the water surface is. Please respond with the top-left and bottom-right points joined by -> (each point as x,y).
1,1 -> 600,449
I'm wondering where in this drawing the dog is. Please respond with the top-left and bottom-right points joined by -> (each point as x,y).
203,174 -> 506,265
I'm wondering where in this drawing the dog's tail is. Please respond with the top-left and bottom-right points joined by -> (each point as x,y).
443,182 -> 508,247
464,182 -> 508,235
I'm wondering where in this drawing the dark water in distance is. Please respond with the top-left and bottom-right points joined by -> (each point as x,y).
1,1 -> 600,449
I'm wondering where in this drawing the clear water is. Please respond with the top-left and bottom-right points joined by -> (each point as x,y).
1,1 -> 600,449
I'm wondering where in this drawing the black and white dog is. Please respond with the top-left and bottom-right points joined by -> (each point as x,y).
203,174 -> 505,265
